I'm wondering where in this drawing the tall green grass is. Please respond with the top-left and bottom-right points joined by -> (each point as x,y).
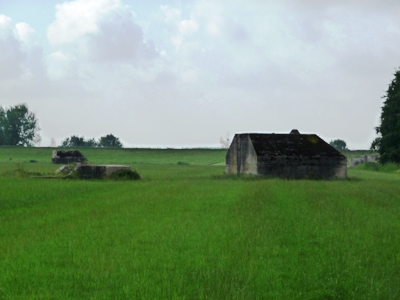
354,162 -> 400,173
1,148 -> 400,298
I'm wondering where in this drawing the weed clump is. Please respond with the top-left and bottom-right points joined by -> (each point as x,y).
14,163 -> 41,177
108,169 -> 141,181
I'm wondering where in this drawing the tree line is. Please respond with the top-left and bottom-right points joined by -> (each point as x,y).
60,134 -> 123,148
0,104 -> 123,148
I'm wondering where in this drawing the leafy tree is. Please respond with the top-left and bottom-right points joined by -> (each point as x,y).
98,134 -> 123,148
61,135 -> 87,147
371,69 -> 400,164
0,104 -> 41,146
85,138 -> 99,148
329,139 -> 347,151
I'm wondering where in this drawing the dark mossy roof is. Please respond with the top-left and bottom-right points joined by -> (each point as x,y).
242,133 -> 344,158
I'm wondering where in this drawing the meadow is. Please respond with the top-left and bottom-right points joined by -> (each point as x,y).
1,147 -> 400,299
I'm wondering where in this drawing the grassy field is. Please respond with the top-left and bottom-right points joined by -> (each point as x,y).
1,147 -> 400,299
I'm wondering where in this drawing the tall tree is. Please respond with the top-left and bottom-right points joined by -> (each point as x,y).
98,134 -> 123,148
329,139 -> 347,151
0,104 -> 41,146
371,69 -> 400,163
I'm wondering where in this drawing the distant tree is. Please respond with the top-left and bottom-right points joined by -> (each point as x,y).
371,69 -> 400,164
98,134 -> 123,148
0,104 -> 41,146
49,137 -> 57,148
329,139 -> 347,151
60,134 -> 122,148
61,135 -> 86,147
85,138 -> 99,148
220,132 -> 230,149
0,107 -> 6,145
220,137 -> 230,149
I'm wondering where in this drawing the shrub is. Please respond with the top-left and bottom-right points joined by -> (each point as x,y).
108,169 -> 141,180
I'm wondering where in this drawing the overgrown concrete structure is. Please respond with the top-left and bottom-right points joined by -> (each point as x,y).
351,155 -> 379,166
226,130 -> 347,179
73,164 -> 131,179
52,150 -> 87,164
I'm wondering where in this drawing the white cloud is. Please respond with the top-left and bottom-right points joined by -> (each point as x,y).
178,18 -> 199,35
47,51 -> 69,80
47,0 -> 158,67
0,15 -> 42,80
47,0 -> 120,45
207,21 -> 220,36
160,5 -> 181,23
0,14 -> 12,31
15,22 -> 38,47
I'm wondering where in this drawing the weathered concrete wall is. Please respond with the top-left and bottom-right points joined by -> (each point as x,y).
257,156 -> 347,179
351,158 -> 365,166
52,150 -> 87,164
364,155 -> 379,163
74,164 -> 131,179
351,155 -> 379,166
226,133 -> 347,179
226,135 -> 257,175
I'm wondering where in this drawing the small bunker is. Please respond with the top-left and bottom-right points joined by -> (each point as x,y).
73,164 -> 131,179
226,130 -> 347,179
52,150 -> 87,164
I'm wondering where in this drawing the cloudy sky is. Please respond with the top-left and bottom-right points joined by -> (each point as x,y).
1,0 -> 399,149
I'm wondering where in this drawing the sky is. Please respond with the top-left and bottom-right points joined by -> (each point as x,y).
1,0 -> 399,149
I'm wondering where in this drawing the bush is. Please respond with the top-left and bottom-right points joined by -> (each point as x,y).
108,169 -> 141,180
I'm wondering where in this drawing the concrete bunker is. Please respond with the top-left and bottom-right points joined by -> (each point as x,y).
226,130 -> 347,179
73,164 -> 132,179
52,150 -> 87,164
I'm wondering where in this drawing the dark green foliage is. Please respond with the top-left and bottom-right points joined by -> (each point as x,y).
370,137 -> 381,151
98,134 -> 123,148
372,69 -> 400,163
329,139 -> 347,150
61,135 -> 90,147
108,169 -> 141,180
85,138 -> 99,147
60,134 -> 122,148
0,104 -> 40,146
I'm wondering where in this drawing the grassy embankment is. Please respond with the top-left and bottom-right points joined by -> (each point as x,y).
1,147 -> 400,299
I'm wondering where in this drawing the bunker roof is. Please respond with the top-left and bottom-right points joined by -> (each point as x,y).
238,132 -> 344,158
